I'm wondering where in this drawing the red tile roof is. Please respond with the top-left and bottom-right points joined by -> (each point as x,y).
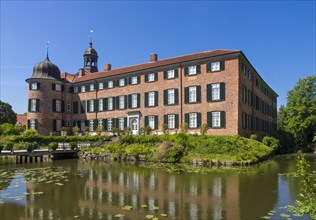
69,49 -> 239,83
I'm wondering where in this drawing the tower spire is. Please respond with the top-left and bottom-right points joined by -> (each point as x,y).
46,41 -> 50,60
89,30 -> 93,47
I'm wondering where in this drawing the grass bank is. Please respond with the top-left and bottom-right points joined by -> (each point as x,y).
80,134 -> 274,166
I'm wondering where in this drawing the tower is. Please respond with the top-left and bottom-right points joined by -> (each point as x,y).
83,30 -> 99,73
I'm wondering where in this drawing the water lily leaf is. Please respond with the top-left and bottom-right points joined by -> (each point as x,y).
146,215 -> 154,219
160,214 -> 167,217
153,206 -> 159,210
280,213 -> 290,218
261,216 -> 270,219
114,214 -> 125,217
141,204 -> 148,208
74,215 -> 79,218
55,183 -> 64,186
153,218 -> 158,220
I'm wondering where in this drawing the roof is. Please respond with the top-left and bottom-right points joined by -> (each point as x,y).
71,49 -> 240,83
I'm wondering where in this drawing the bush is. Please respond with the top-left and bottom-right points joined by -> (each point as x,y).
250,134 -> 257,140
48,142 -> 58,151
262,136 -> 280,151
155,141 -> 185,163
200,124 -> 208,135
13,142 -> 26,150
4,142 -> 14,151
69,142 -> 76,150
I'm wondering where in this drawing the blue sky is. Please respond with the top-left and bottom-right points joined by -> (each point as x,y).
0,1 -> 315,114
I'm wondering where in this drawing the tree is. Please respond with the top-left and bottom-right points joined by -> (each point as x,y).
0,100 -> 17,124
280,76 -> 316,150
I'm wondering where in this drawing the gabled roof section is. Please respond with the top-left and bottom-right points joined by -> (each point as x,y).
73,49 -> 240,83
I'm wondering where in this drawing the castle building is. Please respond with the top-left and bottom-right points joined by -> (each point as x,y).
26,39 -> 278,137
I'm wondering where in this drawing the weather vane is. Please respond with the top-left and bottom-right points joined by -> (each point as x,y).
90,30 -> 93,45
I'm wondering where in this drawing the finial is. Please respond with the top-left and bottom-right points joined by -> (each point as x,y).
89,30 -> 93,47
46,41 -> 50,60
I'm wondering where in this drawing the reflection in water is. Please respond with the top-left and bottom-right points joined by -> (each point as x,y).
0,155 -> 315,219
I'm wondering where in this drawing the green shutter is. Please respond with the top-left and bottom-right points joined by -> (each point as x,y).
137,94 -> 140,108
197,112 -> 201,128
164,115 -> 168,126
164,90 -> 168,105
220,83 -> 225,101
184,67 -> 189,76
37,83 -> 41,90
103,98 -> 107,111
124,118 -> 127,128
61,101 -> 64,113
184,87 -> 189,103
28,99 -> 31,112
103,119 -> 107,130
206,63 -> 212,72
128,77 -> 132,84
115,96 -> 119,110
36,99 -> 40,112
154,72 -> 158,81
128,95 -> 132,109
207,112 -> 212,128
73,102 -> 78,114
220,61 -> 225,71
94,99 -> 98,112
207,84 -> 212,102
93,120 -> 98,131
154,116 -> 158,129
221,111 -> 226,128
137,76 -> 141,84
175,89 -> 179,105
52,84 -> 55,90
144,116 -> 149,126
196,65 -> 201,74
175,114 -> 179,129
154,91 -> 158,106
164,71 -> 167,79
27,120 -> 30,129
124,96 -> 127,109
174,69 -> 178,78
61,85 -> 64,92
52,99 -> 56,112
184,113 -> 189,124
81,100 -> 86,113
145,74 -> 148,82
196,86 -> 201,103
145,92 -> 148,107
53,120 -> 56,132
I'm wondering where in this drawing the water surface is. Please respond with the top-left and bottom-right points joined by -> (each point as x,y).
0,154 -> 315,220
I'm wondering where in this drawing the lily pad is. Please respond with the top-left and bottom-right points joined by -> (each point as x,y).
114,214 -> 125,218
160,214 -> 167,217
280,213 -> 290,218
261,216 -> 270,219
146,215 -> 154,219
141,204 -> 148,208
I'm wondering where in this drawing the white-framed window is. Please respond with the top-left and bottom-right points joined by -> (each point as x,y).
81,85 -> 86,93
74,87 -> 78,93
211,62 -> 220,72
148,116 -> 155,129
89,100 -> 94,112
98,82 -> 104,90
131,76 -> 138,85
30,99 -> 37,112
89,120 -> 94,131
148,73 -> 155,82
98,99 -> 103,111
31,82 -> 38,90
189,113 -> 197,128
108,97 -> 113,110
108,119 -> 113,131
30,119 -> 36,130
131,94 -> 138,108
167,70 -> 175,79
148,92 -> 155,106
98,119 -> 103,128
90,84 -> 95,91
168,115 -> 175,129
108,80 -> 114,88
119,96 -> 125,109
56,120 -> 62,132
118,118 -> 125,130
55,84 -> 62,91
212,112 -> 221,128
212,84 -> 220,101
67,120 -> 71,127
189,86 -> 197,103
67,102 -> 71,113
56,100 -> 62,112
119,79 -> 125,87
168,89 -> 175,105
188,66 -> 197,75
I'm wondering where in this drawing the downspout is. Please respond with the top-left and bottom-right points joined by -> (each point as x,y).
179,63 -> 183,125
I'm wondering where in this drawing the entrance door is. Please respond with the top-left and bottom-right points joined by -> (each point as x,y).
130,118 -> 139,135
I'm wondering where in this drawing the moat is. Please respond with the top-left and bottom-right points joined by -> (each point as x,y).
0,154 -> 315,220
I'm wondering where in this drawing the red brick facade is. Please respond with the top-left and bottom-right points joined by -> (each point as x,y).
26,48 -> 277,138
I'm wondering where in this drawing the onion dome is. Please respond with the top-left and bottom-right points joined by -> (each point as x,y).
83,31 -> 99,73
84,42 -> 98,57
32,53 -> 61,79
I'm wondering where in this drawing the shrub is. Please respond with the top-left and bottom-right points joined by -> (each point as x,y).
0,143 -> 4,152
262,136 -> 280,151
200,124 -> 208,135
250,134 -> 258,140
23,129 -> 38,137
155,141 -> 185,163
4,142 -> 14,151
13,142 -> 26,150
162,124 -> 168,134
143,126 -> 152,135
72,126 -> 80,135
69,142 -> 76,150
180,123 -> 188,134
48,142 -> 58,151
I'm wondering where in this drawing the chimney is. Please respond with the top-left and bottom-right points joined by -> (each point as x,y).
104,64 -> 112,71
150,53 -> 158,62
78,68 -> 85,77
